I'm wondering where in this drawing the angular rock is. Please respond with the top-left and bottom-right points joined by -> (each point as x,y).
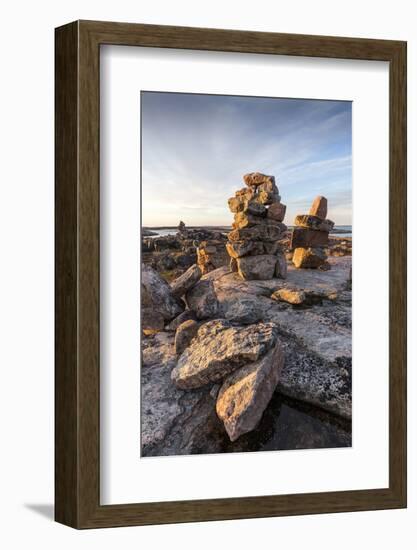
142,308 -> 165,334
290,227 -> 329,248
230,257 -> 238,272
226,240 -> 254,258
228,195 -> 246,213
165,309 -> 197,331
309,195 -> 328,219
229,224 -> 285,243
175,319 -> 199,355
171,320 -> 278,389
243,172 -> 275,187
275,252 -> 288,279
142,264 -> 184,321
237,254 -> 277,280
263,241 -> 280,255
170,264 -> 202,298
271,288 -> 306,305
292,247 -> 327,268
267,202 -> 287,222
295,214 -> 334,232
185,279 -> 219,319
216,339 -> 284,441
233,212 -> 266,229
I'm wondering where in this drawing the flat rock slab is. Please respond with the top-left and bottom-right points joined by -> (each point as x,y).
141,332 -> 222,456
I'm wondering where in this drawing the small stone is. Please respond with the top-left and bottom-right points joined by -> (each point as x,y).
165,310 -> 197,331
292,247 -> 327,268
237,255 -> 277,280
271,288 -> 306,305
267,202 -> 286,222
175,319 -> 199,355
216,338 -> 284,441
275,253 -> 288,279
295,214 -> 334,232
170,264 -> 202,298
290,227 -> 329,248
243,172 -> 275,187
309,196 -> 328,219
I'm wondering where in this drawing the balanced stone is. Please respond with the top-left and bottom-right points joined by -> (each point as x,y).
290,227 -> 329,248
229,224 -> 284,243
293,247 -> 327,268
309,195 -> 328,219
243,172 -> 275,187
295,214 -> 334,232
237,254 -> 277,280
268,202 -> 287,222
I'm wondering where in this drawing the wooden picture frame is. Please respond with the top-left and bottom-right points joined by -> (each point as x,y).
55,20 -> 407,528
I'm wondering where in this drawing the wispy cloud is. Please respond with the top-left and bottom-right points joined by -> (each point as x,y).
141,92 -> 352,226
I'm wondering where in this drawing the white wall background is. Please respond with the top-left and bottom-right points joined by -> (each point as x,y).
0,0 -> 415,547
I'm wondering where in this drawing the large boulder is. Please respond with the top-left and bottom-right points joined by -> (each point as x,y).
170,264 -> 202,298
185,280 -> 219,319
216,338 -> 284,441
237,254 -> 277,280
141,264 -> 184,326
171,320 -> 278,389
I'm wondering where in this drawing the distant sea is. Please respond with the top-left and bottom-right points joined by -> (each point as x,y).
144,225 -> 352,239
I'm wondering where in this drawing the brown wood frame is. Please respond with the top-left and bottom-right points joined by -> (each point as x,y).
55,20 -> 407,529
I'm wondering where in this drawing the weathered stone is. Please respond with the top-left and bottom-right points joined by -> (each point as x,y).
233,212 -> 265,229
216,339 -> 284,441
309,195 -> 328,219
271,288 -> 306,305
142,308 -> 165,334
267,202 -> 287,222
226,240 -> 254,258
256,189 -> 280,205
263,241 -> 280,255
237,254 -> 277,280
243,172 -> 275,187
185,279 -> 219,319
229,224 -> 285,243
175,319 -> 199,355
228,195 -> 246,213
142,264 -> 184,321
171,320 -> 278,389
293,247 -> 327,268
235,187 -> 255,199
170,264 -> 202,298
229,197 -> 268,217
290,227 -> 329,248
295,214 -> 334,232
275,253 -> 288,279
165,310 -> 197,331
141,332 -> 221,457
247,201 -> 267,217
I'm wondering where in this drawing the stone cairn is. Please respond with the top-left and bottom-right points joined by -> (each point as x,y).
226,172 -> 287,280
290,195 -> 334,268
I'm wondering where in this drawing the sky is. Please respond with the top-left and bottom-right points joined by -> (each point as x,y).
141,92 -> 352,227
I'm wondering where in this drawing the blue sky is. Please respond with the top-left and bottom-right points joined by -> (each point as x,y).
141,92 -> 352,226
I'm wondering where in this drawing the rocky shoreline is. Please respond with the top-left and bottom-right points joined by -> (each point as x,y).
141,176 -> 352,456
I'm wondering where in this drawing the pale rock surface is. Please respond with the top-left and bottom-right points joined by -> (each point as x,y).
170,264 -> 202,298
142,264 -> 184,322
216,338 -> 284,441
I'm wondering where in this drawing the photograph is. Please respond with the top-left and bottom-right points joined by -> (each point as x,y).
140,91 -> 353,457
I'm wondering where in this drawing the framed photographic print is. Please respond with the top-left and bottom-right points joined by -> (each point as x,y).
55,20 -> 407,528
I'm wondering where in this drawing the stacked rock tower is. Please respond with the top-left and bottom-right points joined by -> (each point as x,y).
290,195 -> 334,268
226,172 -> 287,280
